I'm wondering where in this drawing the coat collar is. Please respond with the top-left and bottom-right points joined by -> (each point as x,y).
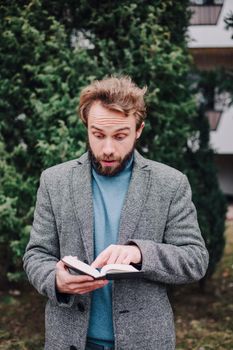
117,150 -> 151,245
71,150 -> 151,262
71,154 -> 93,263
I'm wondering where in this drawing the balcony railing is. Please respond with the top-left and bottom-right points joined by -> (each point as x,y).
189,5 -> 223,25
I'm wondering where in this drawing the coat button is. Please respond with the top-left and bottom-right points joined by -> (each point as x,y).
84,259 -> 88,264
77,302 -> 85,312
70,346 -> 77,350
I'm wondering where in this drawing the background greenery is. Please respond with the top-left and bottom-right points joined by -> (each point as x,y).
0,0 -> 227,285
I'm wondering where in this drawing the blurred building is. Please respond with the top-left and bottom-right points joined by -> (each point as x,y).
188,0 -> 233,198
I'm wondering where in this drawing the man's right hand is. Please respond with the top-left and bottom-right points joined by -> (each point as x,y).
55,260 -> 109,295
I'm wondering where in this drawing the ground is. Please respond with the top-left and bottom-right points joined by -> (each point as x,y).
174,220 -> 233,350
0,221 -> 232,350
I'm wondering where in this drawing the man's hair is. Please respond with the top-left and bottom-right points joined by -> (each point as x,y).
78,76 -> 147,129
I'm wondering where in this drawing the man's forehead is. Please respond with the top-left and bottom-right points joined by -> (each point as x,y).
88,101 -> 135,129
90,118 -> 131,128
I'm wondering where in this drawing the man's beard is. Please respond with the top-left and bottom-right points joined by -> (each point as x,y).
88,142 -> 135,177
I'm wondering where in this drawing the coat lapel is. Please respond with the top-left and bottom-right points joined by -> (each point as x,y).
117,151 -> 151,244
70,153 -> 94,263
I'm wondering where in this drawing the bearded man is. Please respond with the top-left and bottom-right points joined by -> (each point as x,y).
23,76 -> 209,350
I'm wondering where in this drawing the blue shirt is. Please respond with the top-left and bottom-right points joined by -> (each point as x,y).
87,157 -> 133,346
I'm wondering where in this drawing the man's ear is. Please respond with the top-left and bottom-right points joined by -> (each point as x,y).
136,122 -> 145,139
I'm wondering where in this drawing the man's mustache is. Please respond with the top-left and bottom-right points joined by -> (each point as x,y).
98,156 -> 120,162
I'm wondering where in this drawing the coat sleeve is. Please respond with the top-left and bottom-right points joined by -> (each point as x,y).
128,174 -> 209,284
23,171 -> 75,307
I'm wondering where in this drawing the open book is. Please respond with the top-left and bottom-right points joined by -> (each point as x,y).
62,256 -> 144,280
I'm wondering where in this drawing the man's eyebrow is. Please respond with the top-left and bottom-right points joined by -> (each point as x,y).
114,127 -> 130,132
90,126 -> 130,132
90,126 -> 103,132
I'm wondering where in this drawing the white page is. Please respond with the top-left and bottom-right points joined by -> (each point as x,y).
100,263 -> 138,276
62,256 -> 101,278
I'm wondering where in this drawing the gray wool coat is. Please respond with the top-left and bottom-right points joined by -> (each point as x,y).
23,151 -> 209,350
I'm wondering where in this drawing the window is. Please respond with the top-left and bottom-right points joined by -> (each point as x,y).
190,0 -> 223,5
189,0 -> 224,25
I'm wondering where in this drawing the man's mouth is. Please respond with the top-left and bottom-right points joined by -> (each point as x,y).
101,160 -> 118,167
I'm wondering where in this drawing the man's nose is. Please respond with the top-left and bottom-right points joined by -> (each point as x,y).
102,138 -> 115,156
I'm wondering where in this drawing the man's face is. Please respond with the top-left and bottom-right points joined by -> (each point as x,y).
87,101 -> 144,176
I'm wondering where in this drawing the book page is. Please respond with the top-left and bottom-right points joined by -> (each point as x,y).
100,264 -> 138,276
62,256 -> 101,278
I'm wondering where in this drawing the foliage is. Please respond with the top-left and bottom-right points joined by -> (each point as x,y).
184,106 -> 226,278
0,0 -> 226,282
185,7 -> 233,277
0,0 -> 91,281
49,0 -> 195,169
48,0 -> 225,277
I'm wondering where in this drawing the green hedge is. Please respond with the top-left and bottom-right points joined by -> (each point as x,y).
0,0 -> 226,284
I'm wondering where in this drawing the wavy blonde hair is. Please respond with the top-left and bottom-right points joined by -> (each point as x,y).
78,76 -> 147,130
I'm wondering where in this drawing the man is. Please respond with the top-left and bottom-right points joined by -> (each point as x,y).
23,76 -> 209,350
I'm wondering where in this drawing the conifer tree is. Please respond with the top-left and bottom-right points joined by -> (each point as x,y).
45,0 -> 226,278
0,0 -> 226,282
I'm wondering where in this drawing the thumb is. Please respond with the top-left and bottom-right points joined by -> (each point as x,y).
56,260 -> 68,271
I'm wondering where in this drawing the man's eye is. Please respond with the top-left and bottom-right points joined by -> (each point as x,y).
115,134 -> 127,141
94,133 -> 104,139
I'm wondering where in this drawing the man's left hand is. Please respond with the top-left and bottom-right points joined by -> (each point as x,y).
91,244 -> 141,269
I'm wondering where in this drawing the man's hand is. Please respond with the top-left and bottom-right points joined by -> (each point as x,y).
91,244 -> 141,269
55,261 -> 108,295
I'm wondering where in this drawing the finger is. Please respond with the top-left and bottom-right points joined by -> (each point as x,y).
122,256 -> 131,265
56,260 -> 68,270
65,274 -> 95,284
56,260 -> 77,276
71,279 -> 109,294
78,281 -> 109,294
115,252 -> 129,264
106,249 -> 121,265
78,284 -> 107,294
68,279 -> 106,290
91,248 -> 113,268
